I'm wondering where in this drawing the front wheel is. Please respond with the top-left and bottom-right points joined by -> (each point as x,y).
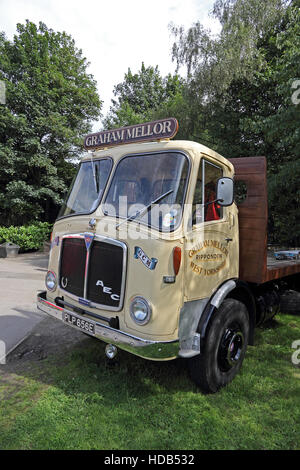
188,298 -> 249,393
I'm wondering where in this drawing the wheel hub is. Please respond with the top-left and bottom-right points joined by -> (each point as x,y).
218,326 -> 244,372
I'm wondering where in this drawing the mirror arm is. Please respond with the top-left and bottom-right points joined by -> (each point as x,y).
204,198 -> 223,207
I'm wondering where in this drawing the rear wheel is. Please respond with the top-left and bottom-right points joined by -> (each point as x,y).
188,298 -> 249,393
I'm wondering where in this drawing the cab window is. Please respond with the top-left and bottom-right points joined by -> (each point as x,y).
58,158 -> 112,218
103,151 -> 189,231
192,159 -> 223,225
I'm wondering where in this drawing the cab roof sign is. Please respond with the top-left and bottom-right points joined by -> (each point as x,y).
84,118 -> 178,150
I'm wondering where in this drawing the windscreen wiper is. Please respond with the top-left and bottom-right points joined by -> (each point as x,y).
116,189 -> 174,230
90,158 -> 99,193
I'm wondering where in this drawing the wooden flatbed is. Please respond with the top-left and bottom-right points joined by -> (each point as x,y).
229,157 -> 300,285
266,256 -> 300,282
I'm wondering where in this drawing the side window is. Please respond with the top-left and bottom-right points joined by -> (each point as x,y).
192,159 -> 223,225
192,161 -> 203,225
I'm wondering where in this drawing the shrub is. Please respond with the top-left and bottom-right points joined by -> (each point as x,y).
0,222 -> 53,252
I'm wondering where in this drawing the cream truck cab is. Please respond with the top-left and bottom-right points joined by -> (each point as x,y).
37,118 -> 300,393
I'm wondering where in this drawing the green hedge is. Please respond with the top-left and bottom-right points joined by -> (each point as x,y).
0,222 -> 53,252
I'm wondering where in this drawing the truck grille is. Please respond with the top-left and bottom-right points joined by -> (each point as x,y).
59,235 -> 126,310
60,238 -> 86,297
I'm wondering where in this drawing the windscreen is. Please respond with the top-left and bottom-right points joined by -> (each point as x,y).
58,158 -> 112,218
103,152 -> 189,231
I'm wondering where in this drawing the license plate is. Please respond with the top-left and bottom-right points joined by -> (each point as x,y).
63,312 -> 95,335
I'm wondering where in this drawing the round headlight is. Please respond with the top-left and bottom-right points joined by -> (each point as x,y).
130,296 -> 152,325
45,271 -> 57,291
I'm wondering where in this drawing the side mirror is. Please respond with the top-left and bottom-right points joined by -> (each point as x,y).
216,177 -> 234,207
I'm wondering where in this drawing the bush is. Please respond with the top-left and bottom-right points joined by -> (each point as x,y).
0,222 -> 53,252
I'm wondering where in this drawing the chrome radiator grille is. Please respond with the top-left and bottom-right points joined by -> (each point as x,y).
59,235 -> 127,311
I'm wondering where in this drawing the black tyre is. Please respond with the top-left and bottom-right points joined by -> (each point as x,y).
280,290 -> 300,315
188,298 -> 249,393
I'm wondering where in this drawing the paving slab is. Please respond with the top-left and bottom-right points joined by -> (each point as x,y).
0,252 -> 48,362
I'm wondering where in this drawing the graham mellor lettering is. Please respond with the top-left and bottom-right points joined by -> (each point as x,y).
84,118 -> 178,149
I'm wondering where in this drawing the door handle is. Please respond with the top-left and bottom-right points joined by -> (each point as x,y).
225,237 -> 233,243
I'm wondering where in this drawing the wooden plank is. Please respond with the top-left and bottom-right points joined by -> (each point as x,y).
266,261 -> 300,282
229,157 -> 268,283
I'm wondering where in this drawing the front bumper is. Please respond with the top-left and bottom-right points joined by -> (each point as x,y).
37,292 -> 179,360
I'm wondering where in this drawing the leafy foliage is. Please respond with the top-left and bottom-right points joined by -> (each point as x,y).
171,0 -> 288,95
103,62 -> 183,129
0,221 -> 52,251
268,160 -> 300,245
0,21 -> 102,225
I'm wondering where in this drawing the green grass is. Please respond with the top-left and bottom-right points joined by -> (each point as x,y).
0,313 -> 300,450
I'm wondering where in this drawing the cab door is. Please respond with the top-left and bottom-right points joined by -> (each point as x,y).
184,157 -> 238,301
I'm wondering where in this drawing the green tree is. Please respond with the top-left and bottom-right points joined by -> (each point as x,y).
0,21 -> 102,225
171,0 -> 300,244
103,62 -> 183,129
171,0 -> 288,97
257,3 -> 300,244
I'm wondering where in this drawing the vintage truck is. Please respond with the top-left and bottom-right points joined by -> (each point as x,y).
37,118 -> 300,393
